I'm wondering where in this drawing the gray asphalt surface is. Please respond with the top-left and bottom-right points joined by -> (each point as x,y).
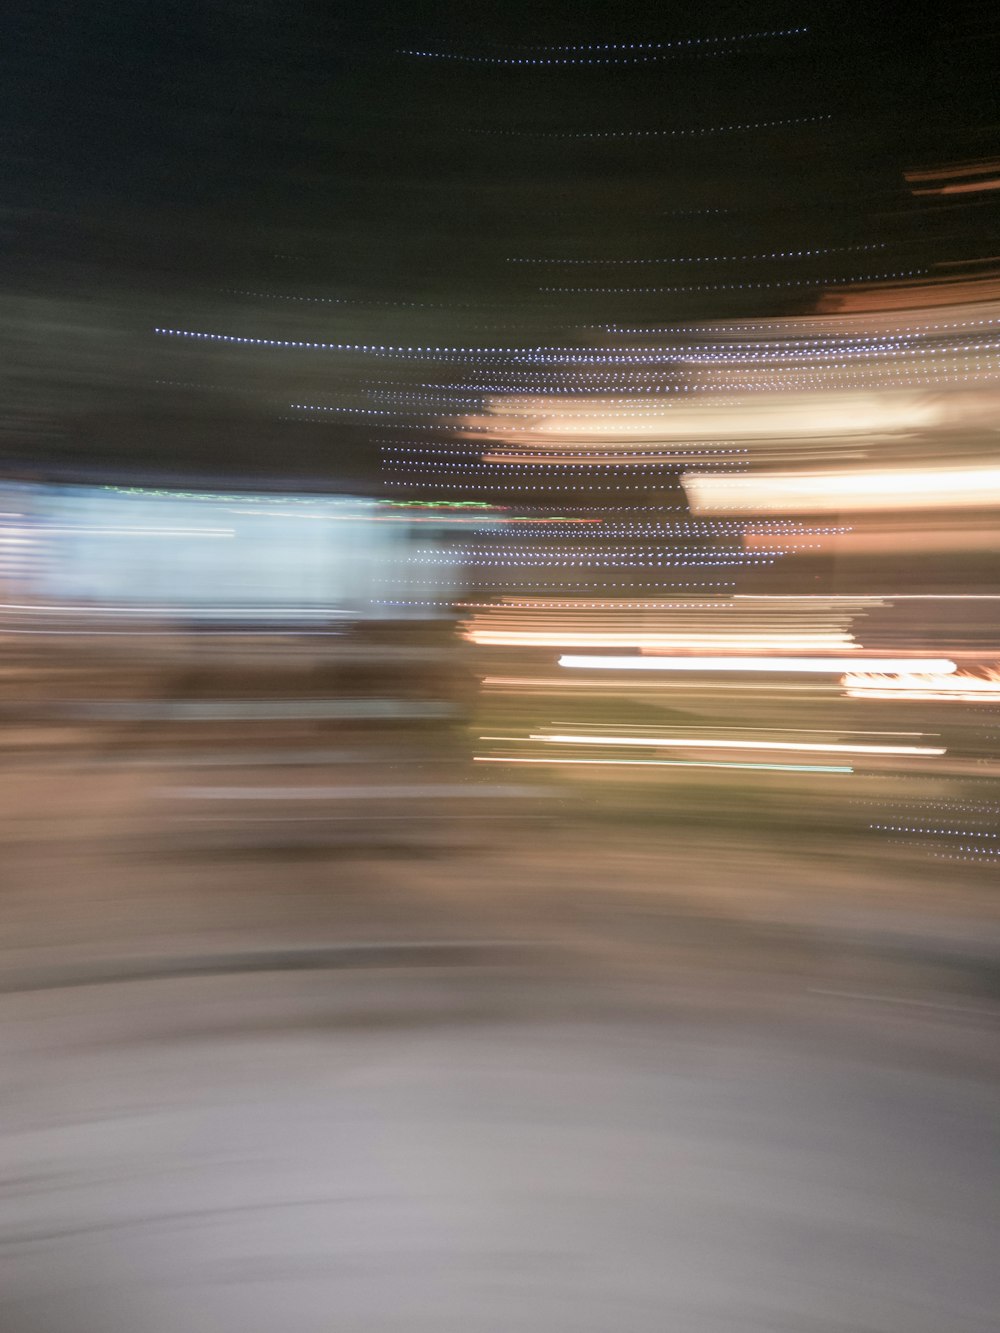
1,739 -> 998,1332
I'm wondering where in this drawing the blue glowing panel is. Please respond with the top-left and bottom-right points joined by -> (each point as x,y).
35,487 -> 457,618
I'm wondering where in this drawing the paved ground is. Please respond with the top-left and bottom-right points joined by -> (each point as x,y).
1,727 -> 998,1331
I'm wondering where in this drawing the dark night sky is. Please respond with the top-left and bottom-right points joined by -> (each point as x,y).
1,0 -> 996,485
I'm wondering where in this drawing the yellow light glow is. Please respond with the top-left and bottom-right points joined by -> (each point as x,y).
466,391 -> 942,444
685,467 -> 1000,515
842,667 -> 1000,701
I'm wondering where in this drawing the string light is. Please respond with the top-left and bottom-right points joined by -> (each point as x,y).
510,244 -> 883,264
539,270 -> 922,293
480,114 -> 832,138
156,323 -> 999,368
384,445 -> 752,461
223,288 -> 479,310
399,28 -> 809,65
872,825 -> 999,837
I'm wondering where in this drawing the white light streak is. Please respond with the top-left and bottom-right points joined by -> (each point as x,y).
685,467 -> 1000,514
528,734 -> 944,757
474,757 -> 852,774
469,632 -> 858,650
559,655 -> 957,674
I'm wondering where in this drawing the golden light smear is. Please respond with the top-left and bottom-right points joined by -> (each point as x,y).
842,667 -> 1000,701
684,466 -> 1000,515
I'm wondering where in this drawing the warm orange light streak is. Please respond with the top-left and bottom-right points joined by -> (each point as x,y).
911,179 -> 1000,196
465,391 -> 944,444
745,527 -> 1000,554
905,158 -> 1000,183
842,667 -> 1000,701
685,467 -> 1000,515
820,277 -> 1000,311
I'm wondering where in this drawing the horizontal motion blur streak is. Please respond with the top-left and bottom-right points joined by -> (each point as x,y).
559,656 -> 957,673
474,757 -> 853,773
684,468 -> 1000,515
527,734 -> 945,756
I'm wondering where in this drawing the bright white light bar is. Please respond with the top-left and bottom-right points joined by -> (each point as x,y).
684,467 -> 1000,515
474,756 -> 852,774
531,733 -> 944,756
468,632 -> 858,649
558,655 -> 956,674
